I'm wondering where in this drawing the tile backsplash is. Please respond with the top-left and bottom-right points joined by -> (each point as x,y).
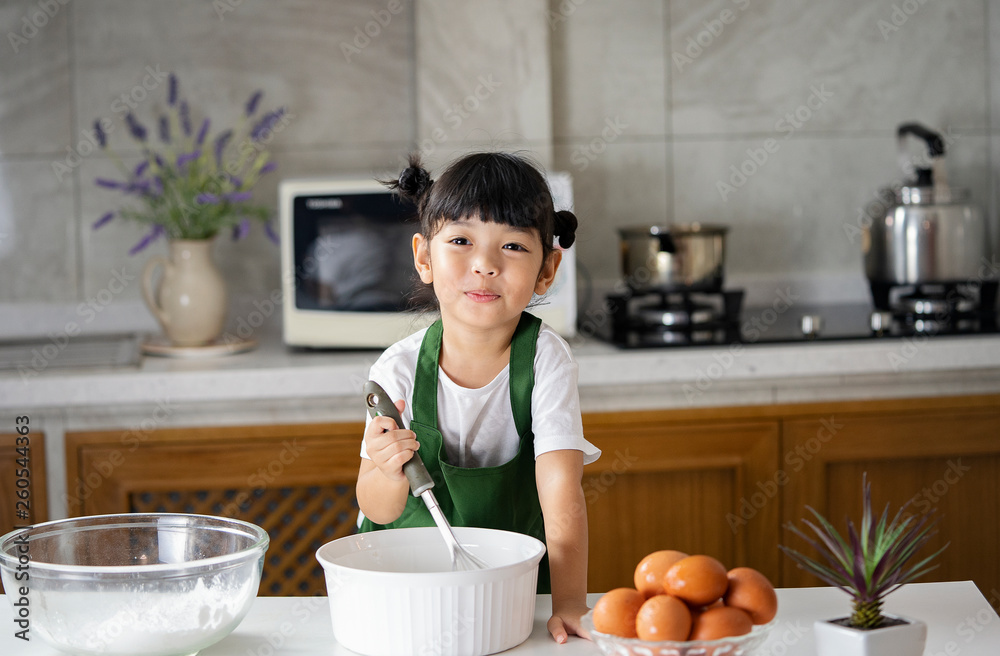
1,0 -> 997,334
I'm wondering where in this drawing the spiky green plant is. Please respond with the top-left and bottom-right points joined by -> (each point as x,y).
779,473 -> 947,629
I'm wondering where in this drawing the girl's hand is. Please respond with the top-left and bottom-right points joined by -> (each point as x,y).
547,602 -> 592,643
363,399 -> 419,481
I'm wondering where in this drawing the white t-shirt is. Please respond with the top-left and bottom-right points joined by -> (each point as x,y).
360,323 -> 601,468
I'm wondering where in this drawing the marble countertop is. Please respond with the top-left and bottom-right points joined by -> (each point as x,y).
2,324 -> 1000,415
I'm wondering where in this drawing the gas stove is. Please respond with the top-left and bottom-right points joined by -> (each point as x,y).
598,282 -> 1000,349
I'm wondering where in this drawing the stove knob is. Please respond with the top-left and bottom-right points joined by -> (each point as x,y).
870,310 -> 893,335
800,314 -> 823,338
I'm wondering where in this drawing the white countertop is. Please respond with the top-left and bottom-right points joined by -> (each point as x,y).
2,582 -> 999,654
2,325 -> 1000,415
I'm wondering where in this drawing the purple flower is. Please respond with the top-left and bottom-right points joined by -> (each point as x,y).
125,180 -> 153,195
96,178 -> 126,190
93,120 -> 107,149
128,224 -> 166,255
153,154 -> 166,170
176,150 -> 201,170
196,193 -> 220,204
167,73 -> 178,106
125,113 -> 147,142
245,90 -> 263,117
91,211 -> 114,230
214,130 -> 232,166
259,160 -> 277,175
264,221 -> 280,244
134,160 -> 150,178
232,218 -> 251,240
224,191 -> 252,202
158,115 -> 170,144
195,118 -> 210,146
250,108 -> 286,142
179,101 -> 191,137
228,175 -> 243,189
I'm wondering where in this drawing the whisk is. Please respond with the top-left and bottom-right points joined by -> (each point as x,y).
364,381 -> 490,571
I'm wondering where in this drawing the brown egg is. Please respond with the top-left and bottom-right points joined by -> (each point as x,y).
635,594 -> 691,642
689,606 -> 753,640
687,598 -> 724,625
592,588 -> 645,638
634,550 -> 689,597
723,567 -> 778,625
664,555 -> 729,606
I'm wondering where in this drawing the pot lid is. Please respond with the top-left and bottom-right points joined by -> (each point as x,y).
618,223 -> 729,238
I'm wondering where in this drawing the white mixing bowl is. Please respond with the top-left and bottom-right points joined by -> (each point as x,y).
315,526 -> 545,656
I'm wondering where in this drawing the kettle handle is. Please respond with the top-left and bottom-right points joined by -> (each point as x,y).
897,123 -> 945,157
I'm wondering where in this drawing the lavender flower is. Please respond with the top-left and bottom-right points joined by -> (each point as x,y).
228,175 -> 243,189
167,73 -> 178,106
128,224 -> 166,255
125,113 -> 147,142
245,90 -> 263,117
224,191 -> 252,202
214,130 -> 232,166
195,118 -> 210,146
93,120 -> 107,149
92,211 -> 114,229
179,101 -> 191,137
259,161 -> 277,175
134,160 -> 150,178
250,108 -> 286,142
264,221 -> 280,244
153,154 -> 166,170
232,218 -> 251,240
176,150 -> 201,170
196,193 -> 220,204
158,115 -> 170,144
96,178 -> 126,190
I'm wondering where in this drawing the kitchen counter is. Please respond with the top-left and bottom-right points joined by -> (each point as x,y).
2,581 -> 999,654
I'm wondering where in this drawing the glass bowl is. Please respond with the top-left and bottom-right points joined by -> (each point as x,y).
0,513 -> 268,656
581,609 -> 775,656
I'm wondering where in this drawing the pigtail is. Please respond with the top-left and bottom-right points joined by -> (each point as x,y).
554,210 -> 578,249
383,153 -> 432,204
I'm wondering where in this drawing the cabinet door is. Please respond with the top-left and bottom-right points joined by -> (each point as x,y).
782,403 -> 1000,603
582,412 -> 780,593
66,423 -> 363,596
0,431 -> 47,594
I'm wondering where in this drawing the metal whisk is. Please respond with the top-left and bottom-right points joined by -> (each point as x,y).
364,381 -> 489,571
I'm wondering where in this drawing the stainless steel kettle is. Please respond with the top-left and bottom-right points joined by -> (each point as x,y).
863,123 -> 992,291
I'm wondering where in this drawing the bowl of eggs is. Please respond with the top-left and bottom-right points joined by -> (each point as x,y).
582,550 -> 777,656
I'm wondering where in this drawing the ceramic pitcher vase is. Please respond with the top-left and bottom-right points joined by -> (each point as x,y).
141,239 -> 227,347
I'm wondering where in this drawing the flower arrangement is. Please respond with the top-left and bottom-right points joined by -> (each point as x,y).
779,473 -> 947,629
92,73 -> 285,254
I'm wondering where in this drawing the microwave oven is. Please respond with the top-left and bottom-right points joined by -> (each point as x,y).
279,174 -> 578,348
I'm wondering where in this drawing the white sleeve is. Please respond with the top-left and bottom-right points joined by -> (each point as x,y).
359,331 -> 422,460
531,327 -> 601,465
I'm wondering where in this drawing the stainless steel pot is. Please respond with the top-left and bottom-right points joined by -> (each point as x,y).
618,224 -> 728,291
863,123 -> 993,286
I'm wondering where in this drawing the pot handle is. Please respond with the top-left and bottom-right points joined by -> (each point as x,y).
141,256 -> 171,329
897,123 -> 945,157
657,232 -> 677,253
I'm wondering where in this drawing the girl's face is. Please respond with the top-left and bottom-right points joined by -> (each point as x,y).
412,215 -> 561,333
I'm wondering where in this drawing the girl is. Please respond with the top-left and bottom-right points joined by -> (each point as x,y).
356,151 -> 600,643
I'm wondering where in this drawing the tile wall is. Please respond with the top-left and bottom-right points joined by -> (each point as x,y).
0,0 -> 997,335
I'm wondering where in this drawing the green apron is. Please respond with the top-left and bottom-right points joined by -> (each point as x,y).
360,312 -> 550,593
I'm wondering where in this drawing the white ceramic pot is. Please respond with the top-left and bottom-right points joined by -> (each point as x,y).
315,526 -> 545,656
814,615 -> 927,656
141,239 -> 227,346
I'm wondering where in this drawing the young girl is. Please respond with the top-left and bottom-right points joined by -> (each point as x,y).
356,151 -> 600,643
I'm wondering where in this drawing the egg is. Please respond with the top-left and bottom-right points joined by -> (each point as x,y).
592,588 -> 645,638
635,594 -> 691,641
689,606 -> 753,640
633,550 -> 689,597
723,567 -> 778,625
664,555 -> 729,606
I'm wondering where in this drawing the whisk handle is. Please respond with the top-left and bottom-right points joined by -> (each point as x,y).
364,380 -> 435,497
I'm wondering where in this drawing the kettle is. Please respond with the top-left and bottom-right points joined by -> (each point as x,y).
863,122 -> 993,303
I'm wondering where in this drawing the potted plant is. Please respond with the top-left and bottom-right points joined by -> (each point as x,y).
780,473 -> 947,656
91,73 -> 285,347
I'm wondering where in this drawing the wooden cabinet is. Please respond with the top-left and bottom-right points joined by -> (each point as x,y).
781,397 -> 1000,602
0,430 -> 47,594
65,423 -> 364,596
582,412 -> 780,593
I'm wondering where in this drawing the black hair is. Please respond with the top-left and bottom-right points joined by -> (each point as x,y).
384,151 -> 578,259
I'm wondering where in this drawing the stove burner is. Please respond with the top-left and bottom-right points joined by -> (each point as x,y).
606,288 -> 744,348
635,301 -> 721,328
